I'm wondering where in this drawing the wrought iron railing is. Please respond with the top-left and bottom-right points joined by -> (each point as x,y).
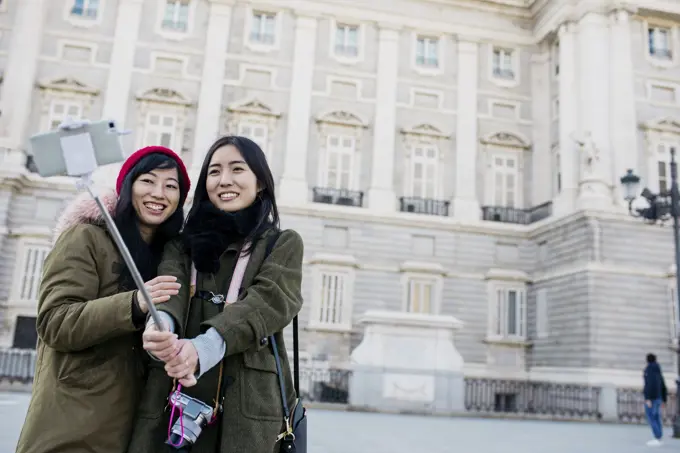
617,387 -> 676,425
0,348 -> 37,384
297,367 -> 350,404
312,187 -> 364,208
482,201 -> 553,225
399,197 -> 449,216
464,378 -> 602,420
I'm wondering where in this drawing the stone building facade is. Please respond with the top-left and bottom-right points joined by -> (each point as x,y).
0,0 -> 679,387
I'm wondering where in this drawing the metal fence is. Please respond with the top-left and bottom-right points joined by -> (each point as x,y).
0,347 -> 668,426
0,348 -> 37,384
464,378 -> 602,420
617,387 -> 677,425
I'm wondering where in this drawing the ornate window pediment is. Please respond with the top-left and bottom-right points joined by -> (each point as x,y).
227,98 -> 281,118
136,87 -> 193,107
135,87 -> 194,153
315,110 -> 368,129
641,117 -> 680,135
37,77 -> 100,131
37,76 -> 100,96
224,98 -> 281,157
481,131 -> 530,150
401,123 -> 450,140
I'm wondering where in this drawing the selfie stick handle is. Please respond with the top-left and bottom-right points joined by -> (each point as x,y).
77,175 -> 166,330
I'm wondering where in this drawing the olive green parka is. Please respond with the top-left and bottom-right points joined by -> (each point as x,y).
127,228 -> 304,453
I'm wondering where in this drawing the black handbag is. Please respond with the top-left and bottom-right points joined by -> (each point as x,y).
265,232 -> 307,453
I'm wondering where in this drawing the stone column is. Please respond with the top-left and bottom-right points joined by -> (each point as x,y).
189,0 -> 233,182
530,52 -> 552,207
92,0 -> 143,187
0,0 -> 47,161
609,8 -> 638,209
553,22 -> 578,216
278,14 -> 318,206
366,25 -> 400,212
451,39 -> 480,221
576,12 -> 613,210
101,0 -> 144,125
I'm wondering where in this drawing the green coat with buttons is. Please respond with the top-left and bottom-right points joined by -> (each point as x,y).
16,190 -> 149,453
127,228 -> 304,453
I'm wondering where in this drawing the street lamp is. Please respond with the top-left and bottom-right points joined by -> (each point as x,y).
620,147 -> 680,438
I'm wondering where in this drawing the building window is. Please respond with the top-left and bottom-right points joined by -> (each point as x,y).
535,289 -> 549,339
406,277 -> 436,314
47,100 -> 83,131
407,145 -> 439,198
161,0 -> 190,32
143,112 -> 177,149
656,143 -> 676,193
492,47 -> 515,80
415,36 -> 439,68
12,316 -> 38,350
70,0 -> 99,18
250,11 -> 276,45
553,41 -> 559,77
334,23 -> 359,57
238,122 -> 268,156
553,150 -> 561,196
321,135 -> 356,190
488,153 -> 520,208
310,265 -> 355,329
491,286 -> 526,339
13,242 -> 50,303
649,27 -> 672,60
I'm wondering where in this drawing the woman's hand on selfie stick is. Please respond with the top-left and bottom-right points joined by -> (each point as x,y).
142,324 -> 179,362
136,275 -> 181,313
166,339 -> 199,387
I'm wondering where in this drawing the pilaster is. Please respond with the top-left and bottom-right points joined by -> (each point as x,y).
0,0 -> 47,157
366,26 -> 400,212
189,1 -> 234,184
101,0 -> 144,125
530,51 -> 552,207
553,21 -> 578,217
278,14 -> 318,207
576,12 -> 614,211
608,8 -> 637,210
451,39 -> 481,221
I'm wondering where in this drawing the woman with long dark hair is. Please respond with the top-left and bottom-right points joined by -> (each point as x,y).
16,146 -> 191,453
127,136 -> 304,453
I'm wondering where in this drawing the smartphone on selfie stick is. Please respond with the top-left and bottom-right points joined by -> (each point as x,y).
28,117 -> 166,330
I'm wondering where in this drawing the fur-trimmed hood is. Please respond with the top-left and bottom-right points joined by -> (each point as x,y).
53,189 -> 118,244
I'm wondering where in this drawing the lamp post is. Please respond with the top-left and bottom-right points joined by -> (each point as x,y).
620,147 -> 680,438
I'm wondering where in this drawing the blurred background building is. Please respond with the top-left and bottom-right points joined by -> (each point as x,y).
0,0 -> 678,388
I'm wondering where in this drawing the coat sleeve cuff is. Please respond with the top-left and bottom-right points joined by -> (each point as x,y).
190,327 -> 226,379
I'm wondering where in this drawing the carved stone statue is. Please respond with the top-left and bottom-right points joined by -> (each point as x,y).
572,131 -> 602,178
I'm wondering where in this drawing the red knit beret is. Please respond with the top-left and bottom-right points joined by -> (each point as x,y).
116,146 -> 191,201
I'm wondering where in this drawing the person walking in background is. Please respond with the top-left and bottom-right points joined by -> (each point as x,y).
643,353 -> 667,447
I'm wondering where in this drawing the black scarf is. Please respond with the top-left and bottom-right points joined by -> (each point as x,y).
182,199 -> 263,274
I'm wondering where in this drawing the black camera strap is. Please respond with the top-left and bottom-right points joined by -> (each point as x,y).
263,231 -> 300,421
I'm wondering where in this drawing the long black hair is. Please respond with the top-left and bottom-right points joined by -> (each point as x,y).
114,153 -> 189,290
185,135 -> 280,252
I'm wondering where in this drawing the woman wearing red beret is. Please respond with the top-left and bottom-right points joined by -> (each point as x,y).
15,146 -> 191,453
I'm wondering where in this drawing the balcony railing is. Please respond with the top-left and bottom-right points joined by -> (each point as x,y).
399,197 -> 449,216
482,201 -> 553,225
312,187 -> 364,207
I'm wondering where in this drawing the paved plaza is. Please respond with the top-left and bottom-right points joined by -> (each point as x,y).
2,391 -> 679,453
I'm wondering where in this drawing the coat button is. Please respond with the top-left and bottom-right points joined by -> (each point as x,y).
260,337 -> 268,346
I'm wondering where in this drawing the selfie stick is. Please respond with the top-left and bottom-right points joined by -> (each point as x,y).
58,118 -> 166,330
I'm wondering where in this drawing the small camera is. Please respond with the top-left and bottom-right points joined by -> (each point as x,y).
167,392 -> 215,449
